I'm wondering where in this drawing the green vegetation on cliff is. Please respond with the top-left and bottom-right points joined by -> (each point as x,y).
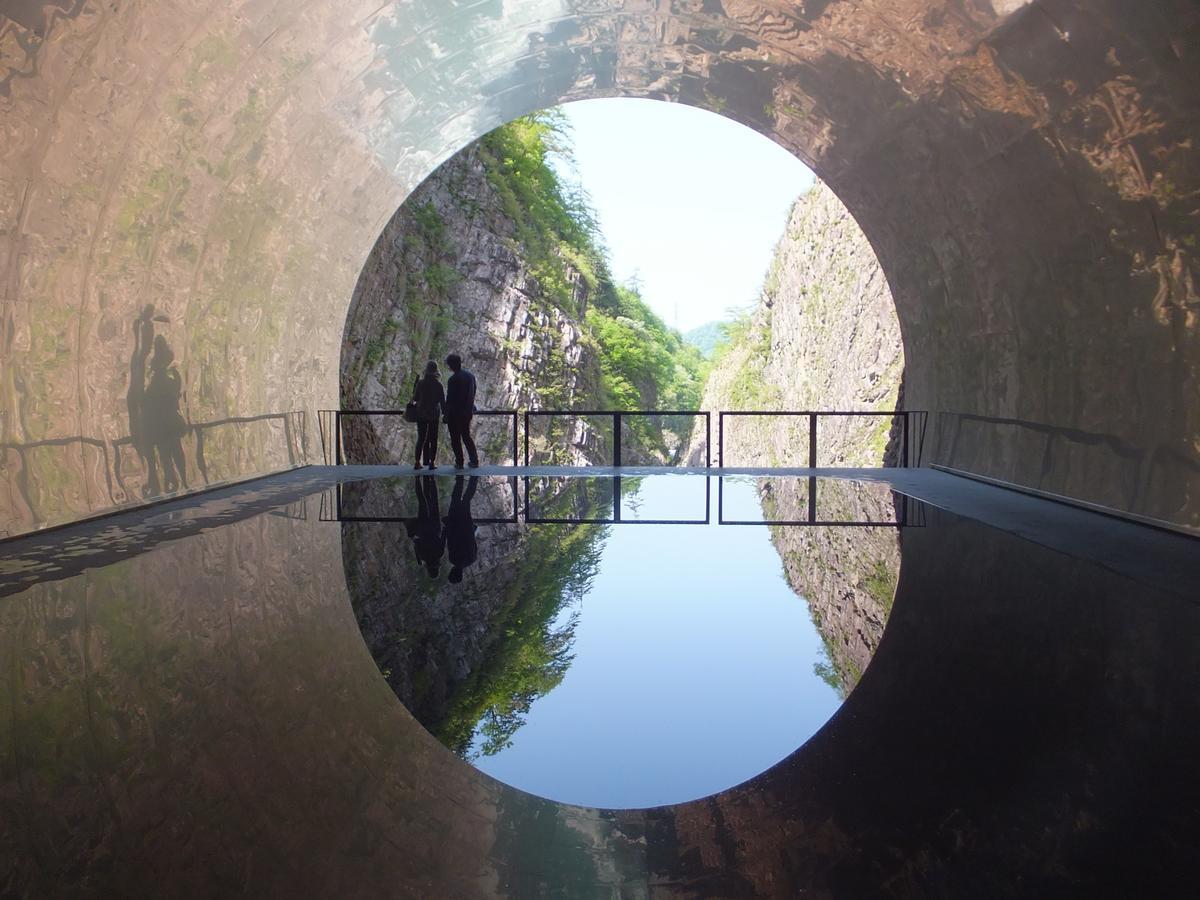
478,112 -> 705,416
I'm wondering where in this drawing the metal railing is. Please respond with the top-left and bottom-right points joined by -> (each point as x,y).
319,408 -> 926,470
321,409 -> 520,467
523,410 -> 710,467
317,474 -> 922,528
718,410 -> 924,468
320,478 -> 519,523
523,474 -> 711,524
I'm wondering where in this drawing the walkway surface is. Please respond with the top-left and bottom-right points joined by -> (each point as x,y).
2,465 -> 1195,601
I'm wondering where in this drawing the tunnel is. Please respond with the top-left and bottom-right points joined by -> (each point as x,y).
3,0 -> 1197,535
3,1 -> 1200,896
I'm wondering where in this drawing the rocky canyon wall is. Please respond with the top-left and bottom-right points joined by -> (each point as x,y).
339,142 -> 607,467
700,180 -> 905,693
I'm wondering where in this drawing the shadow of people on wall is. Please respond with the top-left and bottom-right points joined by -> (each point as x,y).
444,475 -> 479,584
145,335 -> 189,493
405,475 -> 445,578
127,306 -> 190,496
126,305 -> 156,492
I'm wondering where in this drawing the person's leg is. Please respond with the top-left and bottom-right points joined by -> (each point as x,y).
415,474 -> 430,519
461,414 -> 478,466
169,439 -> 188,490
448,417 -> 464,467
414,422 -> 426,467
157,442 -> 178,492
426,419 -> 439,466
145,444 -> 162,495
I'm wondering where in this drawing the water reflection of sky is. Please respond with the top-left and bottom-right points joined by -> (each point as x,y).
468,476 -> 842,809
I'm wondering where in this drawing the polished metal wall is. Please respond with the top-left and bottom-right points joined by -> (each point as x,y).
3,0 -> 1198,536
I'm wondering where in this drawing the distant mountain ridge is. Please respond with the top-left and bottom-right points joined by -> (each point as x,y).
683,320 -> 726,357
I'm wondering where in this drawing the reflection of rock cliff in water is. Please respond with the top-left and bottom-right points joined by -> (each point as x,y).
762,479 -> 900,695
341,476 -> 607,757
698,180 -> 906,692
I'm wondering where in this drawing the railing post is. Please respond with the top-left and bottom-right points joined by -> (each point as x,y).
808,474 -> 817,523
613,412 -> 621,467
718,413 -> 724,468
335,411 -> 342,466
523,412 -> 529,467
902,412 -> 910,468
511,411 -> 518,468
705,412 -> 711,468
808,412 -> 817,468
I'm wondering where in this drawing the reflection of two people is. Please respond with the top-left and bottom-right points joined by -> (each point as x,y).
405,475 -> 478,582
128,305 -> 189,496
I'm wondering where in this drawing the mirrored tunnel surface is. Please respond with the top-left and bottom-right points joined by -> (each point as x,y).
3,469 -> 1200,895
337,474 -> 904,807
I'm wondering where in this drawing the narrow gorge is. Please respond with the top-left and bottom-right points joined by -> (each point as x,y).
339,114 -> 906,745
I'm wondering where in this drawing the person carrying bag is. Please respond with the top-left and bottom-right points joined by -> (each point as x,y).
410,361 -> 445,469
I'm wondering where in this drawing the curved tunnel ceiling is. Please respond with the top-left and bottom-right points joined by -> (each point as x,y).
2,0 -> 1198,535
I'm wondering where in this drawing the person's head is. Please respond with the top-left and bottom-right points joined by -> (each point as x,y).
151,335 -> 174,370
448,566 -> 463,584
445,353 -> 462,372
424,360 -> 439,379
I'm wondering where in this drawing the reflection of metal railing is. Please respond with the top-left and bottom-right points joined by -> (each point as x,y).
318,475 -> 924,528
718,410 -> 926,468
319,479 -> 519,523
717,476 -> 924,527
321,409 -> 520,467
524,410 -> 711,467
523,475 -> 711,524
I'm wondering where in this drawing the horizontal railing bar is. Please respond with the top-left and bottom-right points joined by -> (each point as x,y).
719,519 -> 904,527
525,410 -> 706,417
719,410 -> 908,416
334,409 -> 518,415
330,408 -> 914,416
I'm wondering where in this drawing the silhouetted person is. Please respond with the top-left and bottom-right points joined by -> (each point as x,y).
443,353 -> 479,469
412,360 -> 445,469
127,305 -> 156,493
444,475 -> 479,584
144,335 -> 189,492
404,476 -> 444,578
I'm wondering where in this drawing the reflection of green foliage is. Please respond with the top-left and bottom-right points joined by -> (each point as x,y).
864,558 -> 897,613
434,520 -> 607,758
813,645 -> 843,695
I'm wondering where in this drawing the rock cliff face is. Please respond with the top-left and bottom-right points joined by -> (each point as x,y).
696,179 -> 904,468
700,180 -> 905,693
340,143 -> 605,466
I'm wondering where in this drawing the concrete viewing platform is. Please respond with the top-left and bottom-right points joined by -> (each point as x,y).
3,464 -> 1196,604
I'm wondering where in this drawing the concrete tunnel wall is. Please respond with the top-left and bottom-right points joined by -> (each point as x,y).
2,0 -> 1198,537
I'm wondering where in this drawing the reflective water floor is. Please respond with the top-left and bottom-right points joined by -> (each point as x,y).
339,475 -> 894,807
3,468 -> 1200,896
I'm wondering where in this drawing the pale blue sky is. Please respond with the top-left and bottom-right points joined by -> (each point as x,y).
555,98 -> 815,333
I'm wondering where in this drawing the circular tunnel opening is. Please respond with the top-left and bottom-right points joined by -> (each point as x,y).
335,99 -> 908,807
